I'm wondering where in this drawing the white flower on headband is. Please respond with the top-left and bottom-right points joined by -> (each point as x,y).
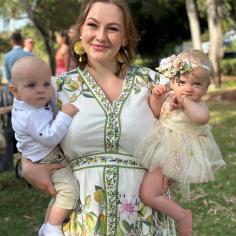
156,55 -> 192,80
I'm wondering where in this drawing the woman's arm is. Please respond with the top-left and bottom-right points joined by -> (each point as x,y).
21,157 -> 64,196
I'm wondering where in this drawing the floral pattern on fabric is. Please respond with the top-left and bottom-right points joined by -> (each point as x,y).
56,65 -> 176,236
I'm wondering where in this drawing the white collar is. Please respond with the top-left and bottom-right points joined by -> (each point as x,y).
13,98 -> 45,111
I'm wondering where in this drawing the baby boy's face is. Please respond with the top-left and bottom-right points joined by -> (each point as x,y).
15,68 -> 52,108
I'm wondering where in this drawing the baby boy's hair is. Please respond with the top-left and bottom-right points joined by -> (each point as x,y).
177,49 -> 214,85
11,56 -> 51,85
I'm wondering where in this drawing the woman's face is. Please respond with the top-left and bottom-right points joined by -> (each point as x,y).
56,34 -> 65,45
81,2 -> 126,65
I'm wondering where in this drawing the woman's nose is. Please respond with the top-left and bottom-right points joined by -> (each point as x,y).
96,28 -> 106,42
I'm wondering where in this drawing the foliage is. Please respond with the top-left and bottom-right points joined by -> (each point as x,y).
129,0 -> 191,65
18,0 -> 81,72
221,58 -> 236,75
0,0 -> 23,19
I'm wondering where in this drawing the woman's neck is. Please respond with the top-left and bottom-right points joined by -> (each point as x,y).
87,60 -> 120,78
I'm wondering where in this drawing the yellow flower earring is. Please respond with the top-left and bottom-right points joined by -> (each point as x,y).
74,37 -> 85,62
117,44 -> 128,64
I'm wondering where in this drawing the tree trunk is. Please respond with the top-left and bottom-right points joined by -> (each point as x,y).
185,0 -> 202,50
206,0 -> 224,88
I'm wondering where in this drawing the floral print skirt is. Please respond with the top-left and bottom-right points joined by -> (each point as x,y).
63,154 -> 176,236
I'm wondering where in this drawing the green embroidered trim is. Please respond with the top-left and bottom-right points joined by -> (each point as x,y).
70,154 -> 144,171
104,166 -> 118,236
79,66 -> 136,153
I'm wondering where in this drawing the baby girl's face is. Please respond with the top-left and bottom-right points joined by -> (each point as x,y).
171,68 -> 209,102
15,68 -> 52,108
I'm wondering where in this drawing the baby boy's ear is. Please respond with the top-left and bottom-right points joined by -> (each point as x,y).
9,84 -> 18,98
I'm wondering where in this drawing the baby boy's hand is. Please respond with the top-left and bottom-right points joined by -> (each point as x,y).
61,103 -> 79,117
152,85 -> 168,99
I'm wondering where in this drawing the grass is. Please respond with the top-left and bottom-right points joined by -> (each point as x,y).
0,82 -> 235,236
0,171 -> 49,235
176,93 -> 236,235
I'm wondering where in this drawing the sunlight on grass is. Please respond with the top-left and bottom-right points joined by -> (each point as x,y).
208,78 -> 236,92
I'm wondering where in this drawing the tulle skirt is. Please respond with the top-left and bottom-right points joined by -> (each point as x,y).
135,120 -> 225,198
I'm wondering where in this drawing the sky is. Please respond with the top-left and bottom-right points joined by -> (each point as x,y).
0,17 -> 31,33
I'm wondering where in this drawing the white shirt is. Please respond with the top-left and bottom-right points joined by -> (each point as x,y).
11,99 -> 72,162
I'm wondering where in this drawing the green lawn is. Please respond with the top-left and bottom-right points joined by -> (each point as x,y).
177,99 -> 236,236
0,86 -> 235,236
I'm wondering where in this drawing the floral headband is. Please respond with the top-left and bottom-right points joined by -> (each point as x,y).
156,54 -> 211,80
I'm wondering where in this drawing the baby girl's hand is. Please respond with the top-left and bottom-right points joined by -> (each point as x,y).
61,103 -> 79,117
152,85 -> 168,99
169,95 -> 185,111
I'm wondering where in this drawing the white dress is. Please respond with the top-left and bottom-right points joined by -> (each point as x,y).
52,65 -> 176,236
136,94 -> 225,198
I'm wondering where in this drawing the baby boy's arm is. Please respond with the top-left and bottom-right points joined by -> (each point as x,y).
27,104 -> 78,147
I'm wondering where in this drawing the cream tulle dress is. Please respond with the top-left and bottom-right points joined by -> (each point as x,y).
136,94 -> 225,198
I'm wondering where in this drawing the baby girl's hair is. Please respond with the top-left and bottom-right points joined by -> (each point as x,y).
177,49 -> 214,85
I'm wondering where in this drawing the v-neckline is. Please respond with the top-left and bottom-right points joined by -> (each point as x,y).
81,65 -> 134,107
86,70 -> 126,105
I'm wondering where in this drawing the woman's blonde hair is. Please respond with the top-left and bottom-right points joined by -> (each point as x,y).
73,0 -> 138,70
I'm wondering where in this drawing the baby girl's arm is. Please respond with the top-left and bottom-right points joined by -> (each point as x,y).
170,95 -> 210,125
183,98 -> 210,125
149,85 -> 168,117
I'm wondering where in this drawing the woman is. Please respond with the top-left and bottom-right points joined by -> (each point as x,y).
55,31 -> 70,75
22,0 -> 177,235
67,24 -> 80,71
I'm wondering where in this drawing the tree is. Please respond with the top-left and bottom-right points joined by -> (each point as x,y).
19,0 -> 81,74
206,0 -> 224,87
185,0 -> 202,49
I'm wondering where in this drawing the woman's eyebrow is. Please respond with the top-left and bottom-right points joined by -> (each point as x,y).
86,17 -> 122,27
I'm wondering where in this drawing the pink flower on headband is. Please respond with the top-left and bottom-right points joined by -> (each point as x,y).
156,55 -> 192,80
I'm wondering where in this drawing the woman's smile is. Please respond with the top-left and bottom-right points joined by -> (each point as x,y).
91,43 -> 109,52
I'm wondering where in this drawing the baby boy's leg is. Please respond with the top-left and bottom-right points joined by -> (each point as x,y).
44,160 -> 79,235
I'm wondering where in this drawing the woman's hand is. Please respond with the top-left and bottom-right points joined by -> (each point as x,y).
21,157 -> 64,196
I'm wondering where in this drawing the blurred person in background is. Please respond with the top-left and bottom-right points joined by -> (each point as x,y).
0,32 -> 32,171
55,31 -> 70,75
23,37 -> 34,54
3,32 -> 32,83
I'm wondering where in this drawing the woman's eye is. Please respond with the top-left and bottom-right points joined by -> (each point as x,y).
108,27 -> 118,32
87,23 -> 97,29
